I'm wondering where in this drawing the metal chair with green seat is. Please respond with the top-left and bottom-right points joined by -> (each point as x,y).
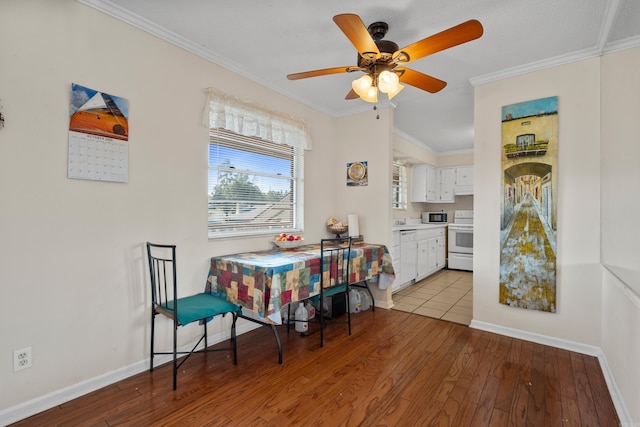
318,236 -> 353,347
146,242 -> 243,390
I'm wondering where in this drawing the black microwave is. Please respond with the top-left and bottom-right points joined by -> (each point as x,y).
422,212 -> 448,223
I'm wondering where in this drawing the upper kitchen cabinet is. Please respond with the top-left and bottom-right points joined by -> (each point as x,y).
411,164 -> 437,202
411,164 -> 474,203
454,165 -> 474,195
437,167 -> 455,202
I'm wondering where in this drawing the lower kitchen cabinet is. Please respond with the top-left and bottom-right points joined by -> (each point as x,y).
416,228 -> 446,281
392,226 -> 446,293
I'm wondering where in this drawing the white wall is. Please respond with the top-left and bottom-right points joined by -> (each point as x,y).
473,57 -> 602,344
334,108 -> 395,306
473,52 -> 640,424
601,47 -> 640,295
600,46 -> 640,423
0,0 -> 389,417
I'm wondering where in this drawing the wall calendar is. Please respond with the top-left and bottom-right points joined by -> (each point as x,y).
68,83 -> 129,183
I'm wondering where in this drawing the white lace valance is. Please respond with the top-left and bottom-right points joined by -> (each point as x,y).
202,87 -> 312,150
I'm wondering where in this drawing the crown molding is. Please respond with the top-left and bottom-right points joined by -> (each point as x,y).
393,128 -> 436,154
77,0 -> 351,118
470,0 -> 640,87
469,47 -> 601,87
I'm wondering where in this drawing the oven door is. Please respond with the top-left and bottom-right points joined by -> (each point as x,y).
448,226 -> 473,254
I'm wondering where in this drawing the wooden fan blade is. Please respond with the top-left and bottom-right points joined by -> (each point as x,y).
287,66 -> 354,80
345,88 -> 359,100
398,68 -> 447,93
333,14 -> 380,60
393,20 -> 483,64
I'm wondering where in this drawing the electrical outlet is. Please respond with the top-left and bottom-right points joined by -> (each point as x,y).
13,347 -> 32,371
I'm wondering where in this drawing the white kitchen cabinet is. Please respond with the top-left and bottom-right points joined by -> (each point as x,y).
416,239 -> 430,280
391,231 -> 402,292
436,235 -> 446,269
427,237 -> 438,273
393,226 -> 447,293
426,229 -> 446,276
437,168 -> 455,202
426,166 -> 437,201
397,231 -> 417,291
412,164 -> 473,203
415,227 -> 447,282
454,165 -> 474,195
410,164 -> 436,202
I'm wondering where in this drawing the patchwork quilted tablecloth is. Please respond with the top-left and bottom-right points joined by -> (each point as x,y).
205,243 -> 394,324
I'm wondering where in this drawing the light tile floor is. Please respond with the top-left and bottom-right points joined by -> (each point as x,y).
392,269 -> 473,325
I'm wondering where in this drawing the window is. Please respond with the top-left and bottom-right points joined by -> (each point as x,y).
208,128 -> 304,238
392,161 -> 407,210
203,87 -> 310,238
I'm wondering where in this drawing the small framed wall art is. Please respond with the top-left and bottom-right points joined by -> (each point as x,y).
347,161 -> 368,186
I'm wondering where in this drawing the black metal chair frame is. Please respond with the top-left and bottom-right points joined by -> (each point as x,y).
146,242 -> 240,390
285,237 -> 377,347
317,237 -> 353,347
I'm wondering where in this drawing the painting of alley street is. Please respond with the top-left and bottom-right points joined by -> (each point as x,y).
500,96 -> 558,313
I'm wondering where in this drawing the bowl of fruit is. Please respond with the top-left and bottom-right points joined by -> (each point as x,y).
326,218 -> 348,237
272,233 -> 304,249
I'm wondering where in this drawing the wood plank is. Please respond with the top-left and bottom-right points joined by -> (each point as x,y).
508,340 -> 533,426
469,374 -> 501,426
557,348 -> 577,399
488,408 -> 510,427
526,343 -> 546,426
544,345 -> 563,426
9,309 -> 619,427
561,395 -> 582,427
570,351 -> 601,425
582,354 -> 620,427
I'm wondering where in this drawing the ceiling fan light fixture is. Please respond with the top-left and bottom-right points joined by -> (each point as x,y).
288,14 -> 483,106
377,70 -> 399,94
361,86 -> 378,103
352,74 -> 373,97
387,83 -> 405,100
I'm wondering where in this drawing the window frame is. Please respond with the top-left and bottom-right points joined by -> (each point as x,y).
208,128 -> 304,239
392,161 -> 407,210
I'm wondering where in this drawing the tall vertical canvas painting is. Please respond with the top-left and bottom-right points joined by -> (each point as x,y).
500,96 -> 558,313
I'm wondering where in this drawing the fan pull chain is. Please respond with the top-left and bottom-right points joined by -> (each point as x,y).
373,104 -> 379,120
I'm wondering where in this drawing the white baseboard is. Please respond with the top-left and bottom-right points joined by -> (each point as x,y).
375,300 -> 394,310
469,320 -> 634,426
469,319 -> 601,355
0,321 -> 260,426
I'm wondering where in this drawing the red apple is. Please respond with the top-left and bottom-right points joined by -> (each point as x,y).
279,233 -> 287,238
287,235 -> 295,241
294,235 -> 302,240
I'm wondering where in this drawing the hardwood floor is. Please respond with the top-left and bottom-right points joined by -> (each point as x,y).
12,309 -> 620,426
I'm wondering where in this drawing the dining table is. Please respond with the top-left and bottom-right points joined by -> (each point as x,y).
205,241 -> 395,362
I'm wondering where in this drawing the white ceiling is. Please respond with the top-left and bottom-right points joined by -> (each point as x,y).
82,0 -> 640,155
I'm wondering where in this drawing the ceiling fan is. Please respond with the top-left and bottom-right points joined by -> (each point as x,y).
287,14 -> 483,103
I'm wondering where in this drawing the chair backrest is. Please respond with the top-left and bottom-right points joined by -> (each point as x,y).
320,237 -> 352,291
146,243 -> 178,313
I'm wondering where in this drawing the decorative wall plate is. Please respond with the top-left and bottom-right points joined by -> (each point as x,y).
348,162 -> 366,181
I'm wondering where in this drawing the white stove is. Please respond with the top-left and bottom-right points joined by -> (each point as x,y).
448,210 -> 473,271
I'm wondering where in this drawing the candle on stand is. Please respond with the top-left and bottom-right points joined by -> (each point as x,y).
348,214 -> 359,237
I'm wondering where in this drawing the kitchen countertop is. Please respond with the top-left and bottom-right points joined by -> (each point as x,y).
392,223 -> 448,232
